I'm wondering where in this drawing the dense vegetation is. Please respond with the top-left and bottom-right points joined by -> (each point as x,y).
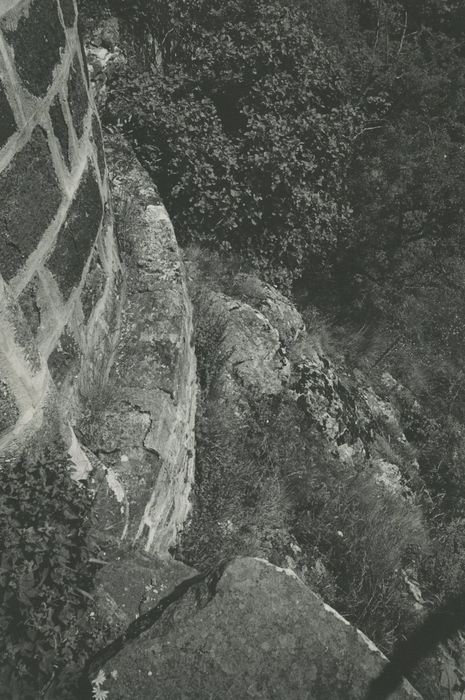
0,446 -> 98,697
104,0 -> 465,293
105,0 -> 361,286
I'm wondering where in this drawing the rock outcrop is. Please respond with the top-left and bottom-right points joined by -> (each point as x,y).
195,288 -> 291,398
190,259 -> 418,501
92,558 -> 421,700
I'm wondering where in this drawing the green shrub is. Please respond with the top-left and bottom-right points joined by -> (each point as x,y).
0,445 -> 98,697
105,0 -> 361,285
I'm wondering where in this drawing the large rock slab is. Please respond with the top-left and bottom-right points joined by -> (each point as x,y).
79,136 -> 196,553
94,557 -> 422,699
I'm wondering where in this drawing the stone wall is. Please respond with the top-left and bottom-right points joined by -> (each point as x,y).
0,0 -> 120,459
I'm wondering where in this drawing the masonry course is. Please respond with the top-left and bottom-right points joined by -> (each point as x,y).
1,0 -> 66,98
46,165 -> 103,298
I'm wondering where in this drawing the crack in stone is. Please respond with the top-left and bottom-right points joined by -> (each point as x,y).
86,560 -> 229,679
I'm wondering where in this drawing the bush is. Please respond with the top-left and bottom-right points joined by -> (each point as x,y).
0,445 -> 98,697
105,0 -> 361,286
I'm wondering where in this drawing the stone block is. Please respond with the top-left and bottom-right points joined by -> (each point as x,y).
99,558 -> 422,700
2,0 -> 65,97
49,95 -> 70,168
18,275 -> 41,334
0,380 -> 19,435
67,54 -> 88,138
0,81 -> 16,148
8,303 -> 41,371
0,126 -> 61,281
46,166 -> 103,297
48,326 -> 80,387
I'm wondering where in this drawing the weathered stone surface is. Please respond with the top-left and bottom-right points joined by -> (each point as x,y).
79,31 -> 91,86
0,126 -> 61,281
48,326 -> 80,387
59,0 -> 76,26
291,352 -> 374,445
47,166 -> 103,297
80,136 -> 196,553
100,558 -> 422,700
6,297 -> 41,372
0,0 -> 117,469
231,273 -> 305,345
95,552 -> 195,629
0,82 -> 15,148
196,288 -> 290,397
0,380 -> 18,435
2,0 -> 65,97
373,457 -> 406,495
67,54 -> 88,138
82,402 -> 160,543
50,95 -> 70,168
18,276 -> 41,334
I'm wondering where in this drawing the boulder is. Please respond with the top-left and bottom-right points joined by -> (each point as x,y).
92,557 -> 422,700
230,273 -> 305,345
195,288 -> 291,398
291,353 -> 374,446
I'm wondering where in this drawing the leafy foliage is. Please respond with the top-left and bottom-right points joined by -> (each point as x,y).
0,445 -> 98,697
105,0 -> 361,285
103,0 -> 465,290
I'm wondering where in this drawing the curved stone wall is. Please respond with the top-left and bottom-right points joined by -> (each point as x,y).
0,0 -> 121,458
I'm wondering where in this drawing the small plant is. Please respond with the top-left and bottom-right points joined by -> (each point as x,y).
193,301 -> 231,398
92,669 -> 109,699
